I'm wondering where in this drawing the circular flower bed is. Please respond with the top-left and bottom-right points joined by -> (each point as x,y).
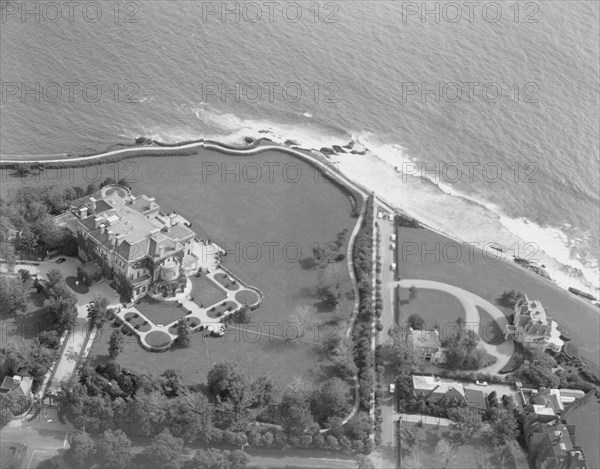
214,273 -> 240,291
235,290 -> 260,306
144,331 -> 172,349
66,276 -> 89,294
207,301 -> 238,318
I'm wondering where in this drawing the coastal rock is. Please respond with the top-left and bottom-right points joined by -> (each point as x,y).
351,150 -> 366,155
332,145 -> 345,153
135,136 -> 153,145
285,139 -> 299,146
320,147 -> 335,155
343,140 -> 355,150
244,137 -> 255,144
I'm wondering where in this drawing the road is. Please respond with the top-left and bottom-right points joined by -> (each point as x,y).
4,257 -> 121,395
396,278 -> 514,374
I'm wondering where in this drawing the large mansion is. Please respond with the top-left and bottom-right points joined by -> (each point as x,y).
505,296 -> 564,353
57,186 -> 199,300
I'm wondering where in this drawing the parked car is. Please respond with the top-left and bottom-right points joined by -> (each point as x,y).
390,234 -> 397,242
56,258 -> 66,264
206,324 -> 225,337
377,212 -> 383,219
389,383 -> 396,394
475,380 -> 488,386
390,263 -> 396,271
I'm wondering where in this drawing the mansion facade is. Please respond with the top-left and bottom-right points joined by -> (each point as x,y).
58,186 -> 199,300
505,296 -> 564,353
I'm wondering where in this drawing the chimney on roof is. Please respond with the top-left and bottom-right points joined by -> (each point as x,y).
169,213 -> 177,226
78,206 -> 88,219
89,197 -> 97,212
158,245 -> 164,257
99,224 -> 106,235
13,376 -> 21,383
94,217 -> 102,229
107,230 -> 115,246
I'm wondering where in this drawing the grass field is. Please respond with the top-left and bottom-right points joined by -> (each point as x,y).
190,274 -> 227,308
396,226 -> 600,365
135,296 -> 188,326
78,150 -> 360,388
397,286 -> 465,330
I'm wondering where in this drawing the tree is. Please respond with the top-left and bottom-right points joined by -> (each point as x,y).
435,438 -> 457,469
398,421 -> 426,452
406,313 -> 425,330
144,429 -> 184,469
288,305 -> 316,337
497,290 -> 525,308
38,330 -> 61,349
95,429 -> 132,469
0,276 -> 28,316
176,319 -> 191,347
281,377 -> 313,436
87,295 -> 109,328
207,361 -> 248,401
185,448 -> 250,469
86,183 -> 99,195
109,329 -> 124,359
312,377 -> 350,424
233,304 -> 251,324
408,285 -> 418,300
317,264 -> 348,308
0,394 -> 15,427
66,430 -> 95,468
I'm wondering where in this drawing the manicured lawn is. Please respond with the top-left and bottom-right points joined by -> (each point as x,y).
566,398 -> 600,469
396,226 -> 600,364
124,312 -> 151,333
397,287 -> 465,330
145,331 -> 171,348
88,149 -> 360,388
190,274 -> 227,308
207,301 -> 238,319
235,289 -> 260,306
135,297 -> 188,326
213,272 -> 240,291
477,306 -> 505,345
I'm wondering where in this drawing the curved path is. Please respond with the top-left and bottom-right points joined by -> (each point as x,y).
397,279 -> 514,374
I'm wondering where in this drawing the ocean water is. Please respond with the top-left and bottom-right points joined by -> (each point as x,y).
1,1 -> 598,295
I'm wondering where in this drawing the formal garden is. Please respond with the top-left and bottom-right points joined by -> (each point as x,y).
88,150 -> 361,389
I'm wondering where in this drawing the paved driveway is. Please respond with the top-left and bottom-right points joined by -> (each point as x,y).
397,279 -> 514,374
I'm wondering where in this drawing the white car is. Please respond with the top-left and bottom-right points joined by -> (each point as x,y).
389,383 -> 396,394
475,380 -> 488,386
206,324 -> 225,337
390,234 -> 397,242
390,263 -> 396,271
377,212 -> 383,219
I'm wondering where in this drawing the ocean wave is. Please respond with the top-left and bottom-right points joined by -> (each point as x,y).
130,107 -> 599,298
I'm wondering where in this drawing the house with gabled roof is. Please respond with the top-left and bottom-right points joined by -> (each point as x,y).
0,375 -> 33,397
505,295 -> 564,352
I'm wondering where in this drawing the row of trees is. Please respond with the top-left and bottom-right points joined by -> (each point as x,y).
351,195 -> 376,413
65,427 -> 251,469
57,358 -> 374,456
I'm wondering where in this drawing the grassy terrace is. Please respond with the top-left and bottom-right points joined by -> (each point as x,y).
396,226 -> 600,364
397,286 -> 465,329
77,149 -> 361,387
190,274 -> 227,308
135,296 -> 188,326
